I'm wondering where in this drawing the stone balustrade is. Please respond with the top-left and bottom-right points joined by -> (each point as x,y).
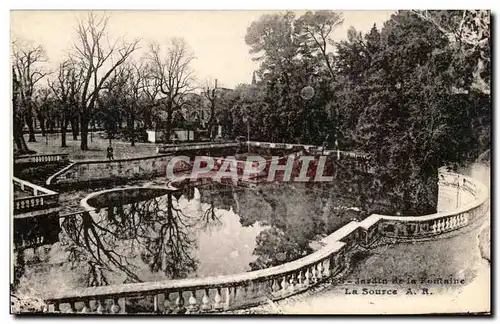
13,177 -> 59,215
43,238 -> 348,314
41,170 -> 488,314
247,141 -> 370,159
157,142 -> 239,154
14,153 -> 69,165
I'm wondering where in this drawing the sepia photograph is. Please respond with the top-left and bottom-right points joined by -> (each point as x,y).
9,9 -> 491,315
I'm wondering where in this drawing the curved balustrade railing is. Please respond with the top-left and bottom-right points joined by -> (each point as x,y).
13,177 -> 59,215
41,170 -> 489,314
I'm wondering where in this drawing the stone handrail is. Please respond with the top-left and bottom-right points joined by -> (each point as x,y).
157,142 -> 239,154
41,170 -> 488,314
13,177 -> 59,215
246,141 -> 370,159
14,153 -> 69,165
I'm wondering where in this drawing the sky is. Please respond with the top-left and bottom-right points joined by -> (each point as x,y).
10,10 -> 395,89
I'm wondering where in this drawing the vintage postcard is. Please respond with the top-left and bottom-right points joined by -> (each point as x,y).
10,10 -> 491,315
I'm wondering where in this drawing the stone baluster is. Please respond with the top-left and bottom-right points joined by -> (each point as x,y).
66,302 -> 77,313
213,288 -> 223,311
316,262 -> 324,281
232,286 -> 238,300
251,281 -> 259,297
175,292 -> 186,314
241,283 -> 248,299
110,298 -> 121,314
297,270 -> 303,287
224,287 -> 232,309
153,294 -> 160,313
96,299 -> 106,314
288,272 -> 296,292
281,275 -> 288,294
81,300 -> 91,313
310,265 -> 317,284
323,258 -> 331,278
200,289 -> 212,312
52,302 -> 60,313
304,268 -> 311,286
271,278 -> 280,294
187,290 -> 199,314
163,293 -> 173,314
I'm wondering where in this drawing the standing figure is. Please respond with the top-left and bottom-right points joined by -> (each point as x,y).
107,145 -> 114,160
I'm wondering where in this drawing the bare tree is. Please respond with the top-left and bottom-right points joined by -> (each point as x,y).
146,38 -> 196,142
12,67 -> 30,154
48,59 -> 84,147
202,79 -> 219,139
139,61 -> 161,130
12,39 -> 48,143
99,61 -> 147,146
32,86 -> 52,137
73,12 -> 140,150
123,61 -> 147,146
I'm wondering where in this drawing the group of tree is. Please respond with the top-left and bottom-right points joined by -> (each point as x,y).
222,10 -> 490,216
12,12 -> 220,153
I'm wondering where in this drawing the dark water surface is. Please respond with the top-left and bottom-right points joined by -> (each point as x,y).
15,181 -> 360,297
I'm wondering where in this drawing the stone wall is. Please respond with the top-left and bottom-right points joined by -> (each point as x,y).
47,155 -> 189,187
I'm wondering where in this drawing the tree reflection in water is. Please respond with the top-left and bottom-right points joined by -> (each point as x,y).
62,192 -> 199,287
59,178 -> 366,288
195,182 -> 365,271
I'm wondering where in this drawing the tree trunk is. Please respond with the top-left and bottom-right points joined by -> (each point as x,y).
166,104 -> 173,143
71,116 -> 79,140
39,117 -> 46,137
128,111 -> 135,146
60,113 -> 67,148
80,112 -> 89,151
13,121 -> 30,154
25,106 -> 36,142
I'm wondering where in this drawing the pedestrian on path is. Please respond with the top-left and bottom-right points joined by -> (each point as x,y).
107,145 -> 114,160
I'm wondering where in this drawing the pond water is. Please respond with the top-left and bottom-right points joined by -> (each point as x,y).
15,181 -> 362,298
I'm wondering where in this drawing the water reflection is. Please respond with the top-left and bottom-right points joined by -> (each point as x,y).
17,179 -> 366,295
191,182 -> 365,270
62,192 -> 199,286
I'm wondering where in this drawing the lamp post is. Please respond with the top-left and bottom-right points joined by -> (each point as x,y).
243,115 -> 250,153
456,175 -> 460,208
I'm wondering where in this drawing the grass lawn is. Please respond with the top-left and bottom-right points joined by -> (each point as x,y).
24,133 -> 158,161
